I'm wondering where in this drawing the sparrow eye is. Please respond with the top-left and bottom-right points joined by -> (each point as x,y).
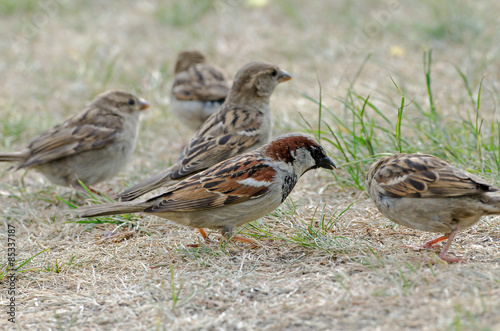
128,99 -> 135,105
271,69 -> 278,77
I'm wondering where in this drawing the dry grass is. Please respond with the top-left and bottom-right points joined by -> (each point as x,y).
1,0 -> 500,330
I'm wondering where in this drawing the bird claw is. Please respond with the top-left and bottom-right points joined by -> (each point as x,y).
402,244 -> 426,252
438,253 -> 461,263
222,235 -> 261,248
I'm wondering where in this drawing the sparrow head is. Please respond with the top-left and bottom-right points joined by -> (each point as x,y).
230,62 -> 292,99
91,90 -> 150,115
174,50 -> 207,74
264,133 -> 335,176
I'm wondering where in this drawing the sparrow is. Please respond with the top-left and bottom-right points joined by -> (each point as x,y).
117,61 -> 292,201
79,133 -> 336,245
0,90 -> 149,190
170,50 -> 230,130
365,153 -> 500,262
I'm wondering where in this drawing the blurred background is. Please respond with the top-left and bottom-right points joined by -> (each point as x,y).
2,0 -> 498,133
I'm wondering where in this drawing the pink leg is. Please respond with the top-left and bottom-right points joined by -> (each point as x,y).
403,235 -> 448,251
437,229 -> 461,263
405,231 -> 461,263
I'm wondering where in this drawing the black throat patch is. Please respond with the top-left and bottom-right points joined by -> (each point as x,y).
281,174 -> 298,203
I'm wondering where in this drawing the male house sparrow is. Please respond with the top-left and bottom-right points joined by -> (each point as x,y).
80,133 -> 336,244
0,90 -> 149,190
117,61 -> 291,201
170,50 -> 230,130
366,153 -> 500,262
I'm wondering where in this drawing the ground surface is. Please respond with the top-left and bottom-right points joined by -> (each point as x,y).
1,1 -> 500,330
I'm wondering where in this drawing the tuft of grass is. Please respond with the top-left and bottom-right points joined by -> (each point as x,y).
275,202 -> 355,254
302,49 -> 500,190
0,248 -> 50,280
169,265 -> 196,309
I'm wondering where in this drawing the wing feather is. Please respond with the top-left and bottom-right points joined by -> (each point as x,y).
145,154 -> 275,213
375,154 -> 497,198
170,106 -> 264,178
172,63 -> 229,101
20,107 -> 123,168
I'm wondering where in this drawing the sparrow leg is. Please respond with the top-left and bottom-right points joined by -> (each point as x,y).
186,228 -> 211,248
407,231 -> 461,263
198,228 -> 208,240
422,235 -> 449,249
437,229 -> 461,263
230,235 -> 260,248
221,226 -> 259,248
404,234 -> 449,252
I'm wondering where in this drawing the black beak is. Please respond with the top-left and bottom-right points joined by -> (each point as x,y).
318,156 -> 336,170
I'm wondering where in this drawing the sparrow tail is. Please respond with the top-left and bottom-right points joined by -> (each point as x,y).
0,152 -> 25,163
484,193 -> 500,213
116,170 -> 178,201
78,202 -> 148,218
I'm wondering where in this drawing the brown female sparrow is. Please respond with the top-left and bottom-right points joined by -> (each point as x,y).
0,90 -> 149,190
366,153 -> 500,262
80,133 -> 336,244
170,50 -> 230,130
117,61 -> 292,201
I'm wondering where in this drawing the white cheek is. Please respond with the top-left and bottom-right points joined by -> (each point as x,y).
237,177 -> 271,187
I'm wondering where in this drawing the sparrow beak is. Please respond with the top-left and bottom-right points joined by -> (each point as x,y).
318,156 -> 336,170
277,70 -> 292,83
138,98 -> 150,111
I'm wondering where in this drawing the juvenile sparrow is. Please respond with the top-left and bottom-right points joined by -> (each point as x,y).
80,133 -> 336,244
117,61 -> 291,201
0,90 -> 149,190
366,153 -> 500,262
170,50 -> 230,130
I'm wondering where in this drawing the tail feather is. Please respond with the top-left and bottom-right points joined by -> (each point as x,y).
79,202 -> 148,218
484,192 -> 500,214
117,170 -> 177,201
0,152 -> 25,163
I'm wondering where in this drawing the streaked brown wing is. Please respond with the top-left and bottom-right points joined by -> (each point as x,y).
172,63 -> 229,101
145,154 -> 275,213
170,105 -> 264,179
376,154 -> 496,198
21,107 -> 123,168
